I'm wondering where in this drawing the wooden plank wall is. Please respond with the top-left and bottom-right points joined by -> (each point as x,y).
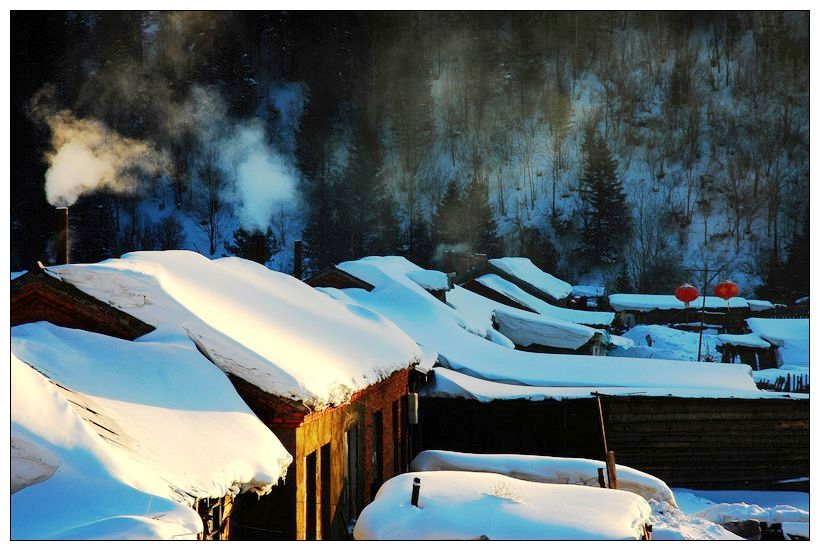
602,396 -> 809,491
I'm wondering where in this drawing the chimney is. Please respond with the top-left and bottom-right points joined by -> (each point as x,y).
252,231 -> 266,264
55,207 -> 69,265
293,240 -> 303,280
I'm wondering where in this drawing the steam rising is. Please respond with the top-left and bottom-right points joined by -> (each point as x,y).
34,82 -> 300,231
42,110 -> 169,206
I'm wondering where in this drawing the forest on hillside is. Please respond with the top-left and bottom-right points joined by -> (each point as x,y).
10,11 -> 810,301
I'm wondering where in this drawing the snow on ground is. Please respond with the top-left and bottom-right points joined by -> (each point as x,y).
54,251 -> 421,408
488,257 -> 573,301
609,294 -> 749,312
353,471 -> 652,540
747,318 -> 809,369
476,273 -> 615,326
423,367 -> 804,402
335,257 -> 760,393
406,269 -> 450,292
610,325 -> 723,362
11,323 -> 293,539
411,450 -> 676,506
648,499 -> 741,540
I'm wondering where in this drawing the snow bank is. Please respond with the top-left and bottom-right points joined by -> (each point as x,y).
747,318 -> 809,369
406,269 -> 450,292
354,471 -> 651,540
648,500 -> 741,540
697,503 -> 809,525
609,294 -> 748,312
423,367 -> 798,402
411,450 -> 676,506
335,257 -> 760,394
488,257 -> 573,301
55,251 -> 421,408
477,274 -> 615,326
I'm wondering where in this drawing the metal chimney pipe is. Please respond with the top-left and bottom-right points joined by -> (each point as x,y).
55,207 -> 69,265
293,240 -> 303,280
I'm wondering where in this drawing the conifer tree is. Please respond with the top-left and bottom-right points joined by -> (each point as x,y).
224,226 -> 280,265
579,133 -> 631,265
466,176 -> 503,257
431,180 -> 465,246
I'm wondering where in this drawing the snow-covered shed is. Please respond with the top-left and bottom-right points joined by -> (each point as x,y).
608,293 -> 752,331
11,324 -> 292,540
12,251 -> 425,540
745,318 -> 809,393
456,256 -> 574,306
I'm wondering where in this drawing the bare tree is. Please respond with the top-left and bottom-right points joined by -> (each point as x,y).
192,150 -> 228,256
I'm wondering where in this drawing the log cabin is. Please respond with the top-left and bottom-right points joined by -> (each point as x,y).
455,257 -> 573,307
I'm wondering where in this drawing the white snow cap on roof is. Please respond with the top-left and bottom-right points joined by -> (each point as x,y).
354,471 -> 652,540
489,257 -> 573,300
11,322 -> 293,539
716,333 -> 771,349
406,269 -> 450,292
746,318 -> 809,369
411,450 -> 676,506
572,285 -> 606,297
609,294 -> 748,312
54,251 -> 421,408
746,299 -> 774,311
335,257 -> 760,394
477,273 -> 615,326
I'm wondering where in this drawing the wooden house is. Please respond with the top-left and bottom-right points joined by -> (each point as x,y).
303,265 -> 375,292
608,293 -> 752,332
11,266 -> 155,340
456,258 -> 573,307
21,252 -> 424,541
226,366 -> 419,540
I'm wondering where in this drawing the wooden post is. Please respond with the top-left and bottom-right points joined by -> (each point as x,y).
595,394 -> 609,457
597,467 -> 607,488
606,451 -> 618,490
411,477 -> 421,507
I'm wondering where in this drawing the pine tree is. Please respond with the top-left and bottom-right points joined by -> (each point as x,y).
520,226 -> 558,275
579,133 -> 631,265
613,262 -> 633,293
431,180 -> 465,246
783,212 -> 809,301
465,176 -> 503,258
405,217 -> 434,267
224,226 -> 280,265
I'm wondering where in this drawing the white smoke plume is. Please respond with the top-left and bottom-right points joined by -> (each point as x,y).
41,110 -> 169,206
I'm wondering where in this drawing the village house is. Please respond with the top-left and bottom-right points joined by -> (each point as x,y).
15,251 -> 424,541
456,257 -> 574,308
11,317 -> 292,540
607,293 -> 756,332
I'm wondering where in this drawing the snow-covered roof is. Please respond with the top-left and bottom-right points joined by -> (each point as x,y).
411,450 -> 676,506
746,318 -> 809,369
716,333 -> 771,349
476,274 -> 615,326
572,285 -> 605,298
406,269 -> 450,292
334,257 -> 760,394
610,325 -> 722,362
445,283 -> 597,351
423,367 -> 804,402
492,308 -> 596,350
11,323 -> 292,540
746,299 -> 774,312
488,257 -> 573,301
11,270 -> 27,280
53,251 -> 421,408
353,471 -> 652,540
608,294 -> 749,312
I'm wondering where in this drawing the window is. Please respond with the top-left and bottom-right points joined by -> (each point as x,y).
371,411 -> 383,500
305,452 -> 317,540
320,443 -> 331,539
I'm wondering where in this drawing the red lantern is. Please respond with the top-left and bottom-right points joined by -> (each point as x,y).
714,280 -> 739,301
675,283 -> 699,307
